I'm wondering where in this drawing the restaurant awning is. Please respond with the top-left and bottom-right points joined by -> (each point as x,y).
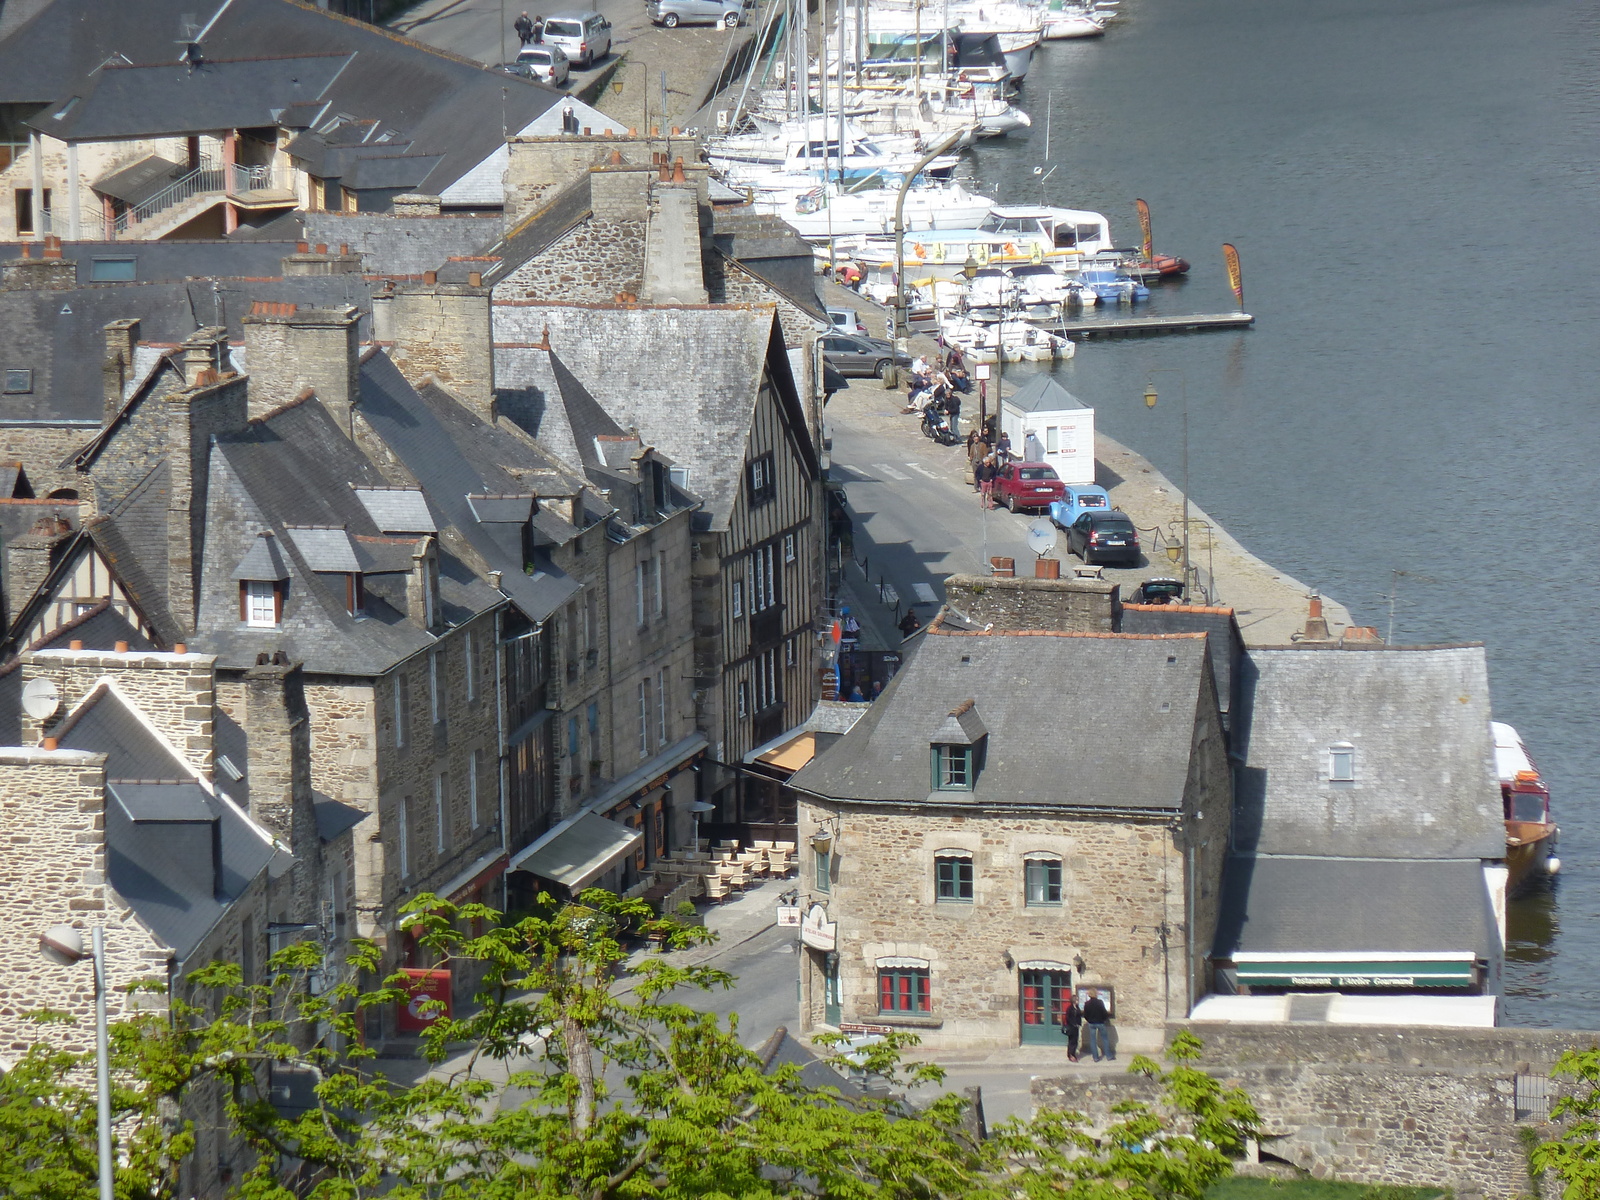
1232,952 -> 1477,989
509,813 -> 641,892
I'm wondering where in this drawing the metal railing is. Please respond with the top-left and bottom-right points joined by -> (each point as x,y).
111,160 -> 287,237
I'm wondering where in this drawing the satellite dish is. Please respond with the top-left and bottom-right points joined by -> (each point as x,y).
21,677 -> 60,721
1025,519 -> 1056,557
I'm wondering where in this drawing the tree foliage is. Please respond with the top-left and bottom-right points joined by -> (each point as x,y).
1,891 -> 1261,1200
1532,1044 -> 1600,1199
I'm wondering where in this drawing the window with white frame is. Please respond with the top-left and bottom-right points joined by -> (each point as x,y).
747,452 -> 776,506
1329,742 -> 1355,782
749,544 -> 777,613
393,673 -> 409,749
654,551 -> 666,618
242,579 -> 280,627
435,772 -> 448,854
636,558 -> 655,626
737,681 -> 748,719
753,647 -> 780,712
1024,855 -> 1063,906
935,851 -> 974,902
398,795 -> 411,879
785,637 -> 797,667
638,678 -> 652,759
783,533 -> 796,563
429,650 -> 442,724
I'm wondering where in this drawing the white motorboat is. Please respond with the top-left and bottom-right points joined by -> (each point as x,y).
1008,262 -> 1098,310
941,313 -> 1075,363
856,204 -> 1115,277
707,117 -> 962,180
1041,7 -> 1105,38
744,178 -> 996,241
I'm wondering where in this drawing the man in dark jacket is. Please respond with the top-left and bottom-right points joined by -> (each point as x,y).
1060,995 -> 1084,1061
1081,987 -> 1112,1061
515,10 -> 535,43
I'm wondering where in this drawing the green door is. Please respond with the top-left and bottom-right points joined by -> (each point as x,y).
824,955 -> 842,1026
1019,969 -> 1072,1045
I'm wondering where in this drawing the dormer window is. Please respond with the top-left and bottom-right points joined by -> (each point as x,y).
932,745 -> 973,790
1328,742 -> 1355,782
242,579 -> 282,628
930,698 -> 988,792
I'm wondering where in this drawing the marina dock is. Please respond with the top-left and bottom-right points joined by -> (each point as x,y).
1055,311 -> 1255,338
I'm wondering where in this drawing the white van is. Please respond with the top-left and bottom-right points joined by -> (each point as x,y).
541,11 -> 610,68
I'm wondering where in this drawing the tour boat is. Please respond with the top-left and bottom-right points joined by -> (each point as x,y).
744,178 -> 995,241
1492,721 -> 1560,896
856,204 -> 1114,278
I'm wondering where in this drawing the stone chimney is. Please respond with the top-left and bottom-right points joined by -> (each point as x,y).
941,572 -> 1120,633
241,303 -> 361,429
21,647 -> 218,776
242,659 -> 314,847
5,512 -> 74,629
2,239 -> 77,291
280,243 -> 363,276
102,318 -> 141,426
386,281 -> 495,422
163,351 -> 249,635
407,537 -> 442,632
392,194 -> 443,216
641,171 -> 707,305
1300,593 -> 1332,643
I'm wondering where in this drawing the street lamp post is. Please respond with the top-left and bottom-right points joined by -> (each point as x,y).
40,924 -> 114,1200
1143,370 -> 1190,601
892,129 -> 966,377
962,253 -> 1002,441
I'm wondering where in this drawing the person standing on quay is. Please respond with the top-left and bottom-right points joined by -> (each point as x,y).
1081,987 -> 1112,1062
1060,993 -> 1084,1061
515,10 -> 535,44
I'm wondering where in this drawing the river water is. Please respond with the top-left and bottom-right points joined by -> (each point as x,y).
966,0 -> 1600,1027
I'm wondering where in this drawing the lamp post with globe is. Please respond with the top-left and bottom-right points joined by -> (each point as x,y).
40,923 -> 115,1200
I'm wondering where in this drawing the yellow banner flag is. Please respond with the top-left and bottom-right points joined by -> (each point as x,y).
1135,198 -> 1152,264
1222,242 -> 1243,308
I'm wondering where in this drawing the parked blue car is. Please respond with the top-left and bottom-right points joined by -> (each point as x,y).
1049,484 -> 1112,530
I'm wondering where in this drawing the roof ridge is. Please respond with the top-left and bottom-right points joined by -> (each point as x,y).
1123,603 -> 1235,615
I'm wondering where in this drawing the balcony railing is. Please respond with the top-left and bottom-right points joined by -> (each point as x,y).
111,159 -> 287,237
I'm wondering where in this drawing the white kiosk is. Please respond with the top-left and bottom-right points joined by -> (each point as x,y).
999,375 -> 1096,485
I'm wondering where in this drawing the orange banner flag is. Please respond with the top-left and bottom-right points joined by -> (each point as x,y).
1222,242 -> 1243,309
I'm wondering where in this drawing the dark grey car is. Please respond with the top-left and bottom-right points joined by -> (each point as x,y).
821,334 -> 911,379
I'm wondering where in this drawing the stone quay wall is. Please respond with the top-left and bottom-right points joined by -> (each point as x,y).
1032,1022 -> 1600,1199
942,574 -> 1118,633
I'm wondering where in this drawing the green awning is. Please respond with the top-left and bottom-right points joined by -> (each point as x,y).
1234,959 -> 1475,989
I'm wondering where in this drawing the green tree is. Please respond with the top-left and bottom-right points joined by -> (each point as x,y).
1,892 -> 1261,1199
1532,1045 -> 1600,1199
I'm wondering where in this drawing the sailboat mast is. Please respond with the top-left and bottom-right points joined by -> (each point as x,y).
837,0 -> 846,187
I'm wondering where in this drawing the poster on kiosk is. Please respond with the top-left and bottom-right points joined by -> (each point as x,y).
397,967 -> 452,1032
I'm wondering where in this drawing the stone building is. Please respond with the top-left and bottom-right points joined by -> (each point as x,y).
0,0 -> 610,241
785,614 -> 1233,1050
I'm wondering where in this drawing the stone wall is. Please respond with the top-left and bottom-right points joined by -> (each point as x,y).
0,423 -> 99,505
300,211 -> 503,277
24,647 -> 217,776
942,573 -> 1120,633
494,217 -> 646,306
0,748 -> 172,1063
1032,1022 -> 1600,1199
384,285 -> 495,420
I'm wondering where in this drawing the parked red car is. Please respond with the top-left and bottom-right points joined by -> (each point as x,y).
993,462 -> 1066,513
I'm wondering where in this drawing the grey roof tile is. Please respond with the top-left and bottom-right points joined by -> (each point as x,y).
1213,854 -> 1495,959
284,525 -> 361,573
354,487 -> 437,533
1004,374 -> 1088,413
1232,645 -> 1504,859
790,626 -> 1212,811
231,530 -> 292,581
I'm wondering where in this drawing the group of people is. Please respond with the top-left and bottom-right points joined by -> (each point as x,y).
514,10 -> 544,44
1060,986 -> 1114,1062
969,424 -> 1013,509
901,351 -> 972,449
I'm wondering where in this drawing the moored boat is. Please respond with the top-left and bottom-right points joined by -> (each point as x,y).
1492,721 -> 1560,896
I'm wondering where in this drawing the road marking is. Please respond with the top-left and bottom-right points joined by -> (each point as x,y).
905,463 -> 941,479
872,463 -> 912,481
913,583 -> 938,603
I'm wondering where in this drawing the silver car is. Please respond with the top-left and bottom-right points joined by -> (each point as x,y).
506,45 -> 570,87
539,11 -> 611,67
648,0 -> 742,27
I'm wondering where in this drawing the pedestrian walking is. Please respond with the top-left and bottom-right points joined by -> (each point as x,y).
515,10 -> 535,44
976,454 -> 997,508
898,609 -> 922,636
1081,987 -> 1113,1061
995,430 -> 1013,465
1061,994 -> 1084,1061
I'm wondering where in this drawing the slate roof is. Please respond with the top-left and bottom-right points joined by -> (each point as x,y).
494,305 -> 815,532
1212,854 -> 1496,959
0,0 -> 565,197
354,487 -> 437,533
755,1026 -> 867,1097
197,393 -> 497,674
33,54 -> 353,141
0,240 -> 311,285
1231,645 -> 1504,860
355,352 -> 583,623
789,625 -> 1213,811
93,155 -> 188,205
1119,604 -> 1242,722
1004,373 -> 1088,413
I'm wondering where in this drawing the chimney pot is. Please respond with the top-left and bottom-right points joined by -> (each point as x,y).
114,640 -> 130,653
609,148 -> 623,165
42,737 -> 58,751
628,127 -> 637,136
671,126 -> 680,135
672,157 -> 687,184
603,128 -> 613,136
424,270 -> 437,285
69,639 -> 83,650
651,126 -> 660,136
297,241 -> 309,253
468,270 -> 482,287
173,642 -> 187,654
1309,594 -> 1324,619
339,243 -> 349,255
315,243 -> 328,254
19,242 -> 30,258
